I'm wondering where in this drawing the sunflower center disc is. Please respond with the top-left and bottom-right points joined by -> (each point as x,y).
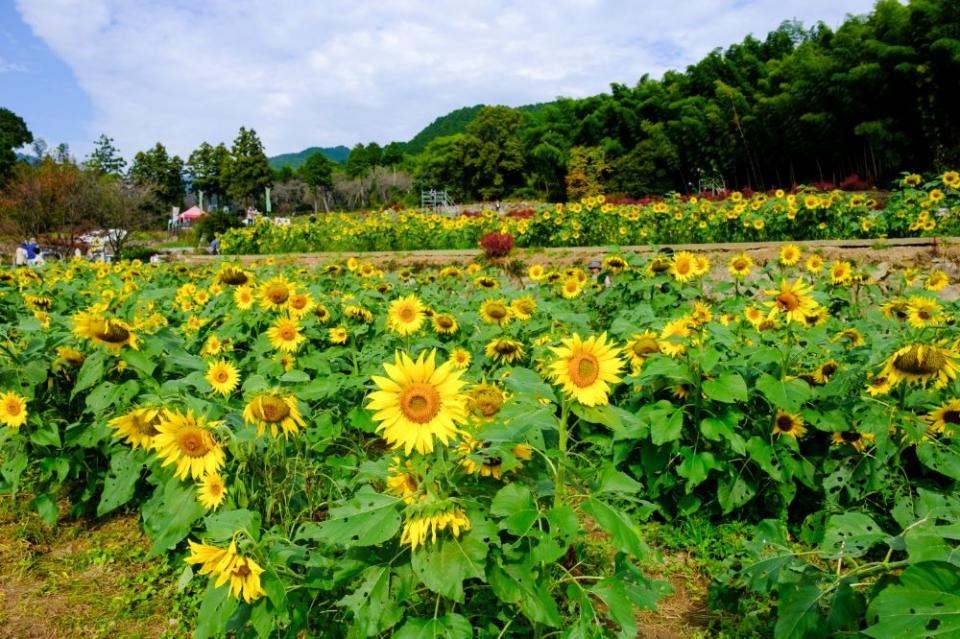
258,398 -> 290,423
841,431 -> 861,443
179,431 -> 210,457
97,321 -> 131,343
267,285 -> 289,304
400,384 -> 441,424
777,292 -> 800,311
5,400 -> 21,416
400,307 -> 415,322
570,353 -> 600,387
894,347 -> 944,375
776,416 -> 793,432
944,410 -> 960,425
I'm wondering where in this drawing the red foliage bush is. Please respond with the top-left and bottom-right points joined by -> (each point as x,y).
480,232 -> 513,258
839,174 -> 871,191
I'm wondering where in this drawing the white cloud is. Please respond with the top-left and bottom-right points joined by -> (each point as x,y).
0,55 -> 27,73
16,0 -> 878,158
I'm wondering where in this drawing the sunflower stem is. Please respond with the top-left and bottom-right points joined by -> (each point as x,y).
554,397 -> 570,509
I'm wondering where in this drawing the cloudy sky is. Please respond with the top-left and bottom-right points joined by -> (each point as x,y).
3,0 -> 878,160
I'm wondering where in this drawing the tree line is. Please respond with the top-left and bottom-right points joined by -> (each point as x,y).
2,0 -> 959,230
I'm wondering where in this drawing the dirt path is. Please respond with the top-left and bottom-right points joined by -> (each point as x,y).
0,497 -> 189,639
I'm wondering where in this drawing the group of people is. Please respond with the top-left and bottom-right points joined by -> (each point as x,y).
13,238 -> 43,267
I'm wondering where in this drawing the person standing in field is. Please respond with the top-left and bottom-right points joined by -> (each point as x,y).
588,259 -> 611,288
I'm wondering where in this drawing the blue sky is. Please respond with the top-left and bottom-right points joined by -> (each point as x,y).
4,0 -> 879,160
1,2 -> 93,156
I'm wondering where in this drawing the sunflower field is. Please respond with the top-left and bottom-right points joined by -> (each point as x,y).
0,246 -> 959,638
219,172 -> 960,255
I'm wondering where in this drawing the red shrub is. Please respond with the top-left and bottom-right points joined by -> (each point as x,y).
480,232 -> 513,258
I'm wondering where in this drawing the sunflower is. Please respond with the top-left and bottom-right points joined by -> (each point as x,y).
475,276 -> 499,290
344,304 -> 374,323
479,299 -> 512,326
528,264 -> 546,281
764,278 -> 818,324
234,285 -> 255,310
805,255 -> 825,274
926,399 -> 960,436
659,317 -> 693,357
925,271 -> 950,292
485,338 -> 525,364
906,296 -> 944,328
201,334 -> 224,356
449,347 -> 472,369
603,256 -> 628,274
510,296 -> 537,321
224,555 -> 267,603
728,253 -> 754,278
879,343 -> 960,389
54,346 -> 85,369
386,295 -> 426,336
216,265 -> 251,286
882,298 -> 910,322
313,304 -> 332,323
0,391 -> 28,429
647,256 -> 672,276
801,360 -> 839,385
259,276 -> 293,310
548,333 -> 624,406
205,359 -> 240,395
152,410 -> 225,480
690,301 -> 712,326
625,332 -> 661,369
670,252 -> 697,283
72,312 -> 138,350
108,406 -> 162,449
431,313 -> 459,335
829,261 -> 852,285
779,244 -> 802,266
833,328 -> 865,348
466,382 -> 506,421
400,507 -> 471,551
267,317 -> 305,352
559,277 -> 584,299
864,374 -> 892,396
286,292 -> 314,318
744,306 -> 765,327
772,411 -> 806,439
197,473 -> 227,510
386,457 -> 421,503
328,326 -> 349,344
242,393 -> 305,438
944,171 -> 960,188
367,350 -> 467,455
692,255 -> 711,277
186,540 -> 238,579
831,430 -> 875,452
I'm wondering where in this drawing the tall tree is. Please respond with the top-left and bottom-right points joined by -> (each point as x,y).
222,127 -> 272,208
0,107 -> 33,183
187,142 -> 230,207
84,134 -> 126,175
129,142 -> 185,214
299,152 -> 335,212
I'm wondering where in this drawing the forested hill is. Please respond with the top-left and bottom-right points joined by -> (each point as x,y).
268,145 -> 350,169
269,0 -> 960,202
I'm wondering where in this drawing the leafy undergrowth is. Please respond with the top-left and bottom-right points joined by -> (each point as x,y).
0,496 -> 200,639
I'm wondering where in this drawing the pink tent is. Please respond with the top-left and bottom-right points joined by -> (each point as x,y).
179,206 -> 206,221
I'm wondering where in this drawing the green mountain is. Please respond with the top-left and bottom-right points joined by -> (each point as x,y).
268,145 -> 350,169
268,102 -> 553,168
403,105 -> 486,154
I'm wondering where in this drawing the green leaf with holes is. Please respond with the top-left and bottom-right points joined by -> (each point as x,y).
756,374 -> 811,413
864,562 -> 960,638
820,513 -> 888,559
337,566 -> 403,638
296,488 -> 401,547
393,614 -> 472,639
411,532 -> 487,602
702,373 -> 748,403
